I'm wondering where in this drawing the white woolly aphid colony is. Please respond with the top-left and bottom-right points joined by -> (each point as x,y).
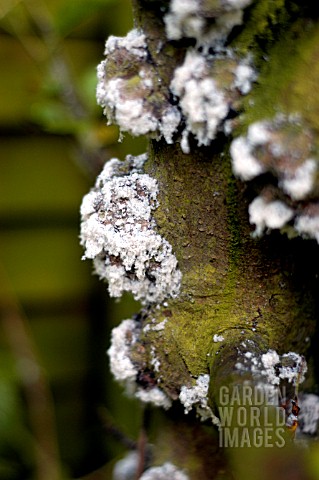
107,317 -> 172,410
113,455 -> 190,480
96,0 -> 256,153
80,153 -> 181,305
235,347 -> 308,388
96,28 -> 181,143
179,374 -> 220,424
230,115 -> 319,241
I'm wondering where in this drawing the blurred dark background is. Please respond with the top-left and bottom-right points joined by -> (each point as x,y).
0,1 -> 146,478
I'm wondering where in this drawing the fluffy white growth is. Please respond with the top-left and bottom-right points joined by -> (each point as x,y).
171,50 -> 255,152
180,374 -> 209,414
213,334 -> 225,342
80,154 -> 182,304
164,0 -> 204,40
261,350 -> 280,386
248,196 -> 294,236
295,213 -> 319,243
105,28 -> 147,58
237,348 -> 308,389
170,50 -> 226,149
107,78 -> 158,135
171,50 -> 205,99
281,159 -> 317,200
261,350 -> 307,386
247,121 -> 271,145
150,346 -> 161,372
230,120 -> 271,180
96,60 -> 107,110
96,29 -> 147,111
108,318 -> 172,409
179,374 -> 216,421
152,319 -> 168,331
230,136 -> 265,180
231,115 -> 319,241
160,107 -> 182,144
135,387 -> 172,410
234,61 -> 257,94
214,10 -> 244,43
231,116 -> 318,201
140,463 -> 189,480
143,318 -> 167,333
164,0 -> 253,43
298,394 -> 319,435
279,352 -> 307,385
96,29 -> 181,143
113,451 -> 139,480
107,319 -> 139,383
98,73 -> 181,140
261,350 -> 280,369
106,78 -> 158,135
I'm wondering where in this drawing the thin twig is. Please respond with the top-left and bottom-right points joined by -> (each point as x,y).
99,407 -> 137,450
135,406 -> 151,480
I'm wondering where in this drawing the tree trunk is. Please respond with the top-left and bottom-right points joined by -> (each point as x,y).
83,1 -> 319,478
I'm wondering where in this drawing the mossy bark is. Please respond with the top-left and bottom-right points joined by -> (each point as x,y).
126,1 -> 319,478
142,140 -> 317,376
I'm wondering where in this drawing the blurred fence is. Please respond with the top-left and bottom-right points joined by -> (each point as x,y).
0,1 -> 144,478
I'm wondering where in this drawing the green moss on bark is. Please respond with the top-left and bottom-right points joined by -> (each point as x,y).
237,18 -> 319,135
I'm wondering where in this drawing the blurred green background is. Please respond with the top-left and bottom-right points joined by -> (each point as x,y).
0,1 -> 146,478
